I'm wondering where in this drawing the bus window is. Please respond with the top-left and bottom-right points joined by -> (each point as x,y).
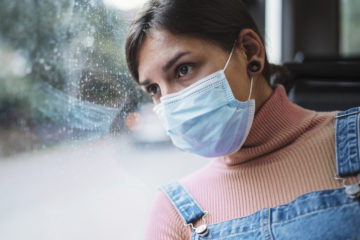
340,0 -> 360,56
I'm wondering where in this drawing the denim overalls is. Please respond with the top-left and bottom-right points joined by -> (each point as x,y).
162,107 -> 360,239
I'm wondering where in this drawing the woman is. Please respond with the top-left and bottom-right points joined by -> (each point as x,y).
125,0 -> 360,239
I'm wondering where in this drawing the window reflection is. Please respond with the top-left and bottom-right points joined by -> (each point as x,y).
0,0 -> 148,156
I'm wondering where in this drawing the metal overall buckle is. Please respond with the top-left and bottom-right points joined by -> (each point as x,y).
184,211 -> 209,237
335,174 -> 360,199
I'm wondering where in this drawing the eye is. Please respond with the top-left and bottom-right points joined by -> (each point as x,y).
146,84 -> 160,96
177,64 -> 193,77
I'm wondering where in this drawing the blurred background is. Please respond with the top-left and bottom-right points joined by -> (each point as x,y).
0,0 -> 359,239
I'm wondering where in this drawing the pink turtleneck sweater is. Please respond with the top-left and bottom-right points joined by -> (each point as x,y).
145,85 -> 344,239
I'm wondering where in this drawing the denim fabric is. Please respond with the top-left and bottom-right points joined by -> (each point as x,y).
191,188 -> 360,240
335,107 -> 360,176
162,182 -> 205,224
162,108 -> 360,239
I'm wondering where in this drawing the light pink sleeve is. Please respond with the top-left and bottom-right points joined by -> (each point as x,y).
145,190 -> 191,240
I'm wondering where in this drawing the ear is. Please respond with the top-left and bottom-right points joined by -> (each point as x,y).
236,29 -> 266,76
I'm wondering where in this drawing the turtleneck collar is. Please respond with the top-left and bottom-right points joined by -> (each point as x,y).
217,84 -> 317,166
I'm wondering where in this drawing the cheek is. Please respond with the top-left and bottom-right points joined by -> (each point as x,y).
197,64 -> 218,79
162,82 -> 186,96
153,98 -> 161,105
226,63 -> 250,102
183,59 -> 224,85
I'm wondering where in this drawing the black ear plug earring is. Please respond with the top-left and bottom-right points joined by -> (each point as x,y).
248,61 -> 261,73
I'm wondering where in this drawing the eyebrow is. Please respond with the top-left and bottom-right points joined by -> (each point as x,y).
139,79 -> 150,86
138,51 -> 191,86
162,51 -> 190,72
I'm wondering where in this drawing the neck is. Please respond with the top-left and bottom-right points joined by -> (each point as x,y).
252,75 -> 273,113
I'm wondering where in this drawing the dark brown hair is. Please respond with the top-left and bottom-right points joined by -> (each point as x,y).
125,0 -> 292,91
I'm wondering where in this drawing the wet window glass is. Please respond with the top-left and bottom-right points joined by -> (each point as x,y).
0,1 -> 208,239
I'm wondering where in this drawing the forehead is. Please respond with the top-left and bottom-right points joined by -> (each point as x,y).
138,29 -> 204,61
137,30 -> 215,80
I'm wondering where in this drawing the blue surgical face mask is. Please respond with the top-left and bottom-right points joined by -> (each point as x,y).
154,44 -> 255,157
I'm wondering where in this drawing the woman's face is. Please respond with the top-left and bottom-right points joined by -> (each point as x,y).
137,29 -> 252,104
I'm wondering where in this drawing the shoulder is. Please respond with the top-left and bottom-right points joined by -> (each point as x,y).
145,190 -> 191,240
311,110 -> 338,127
298,109 -> 338,141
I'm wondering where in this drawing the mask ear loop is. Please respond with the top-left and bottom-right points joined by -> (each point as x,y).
223,42 -> 237,71
223,41 -> 253,101
248,76 -> 254,100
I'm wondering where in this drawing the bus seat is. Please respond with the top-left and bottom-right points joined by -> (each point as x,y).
285,58 -> 360,111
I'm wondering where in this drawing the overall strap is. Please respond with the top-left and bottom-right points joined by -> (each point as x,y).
161,181 -> 206,225
335,107 -> 360,177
